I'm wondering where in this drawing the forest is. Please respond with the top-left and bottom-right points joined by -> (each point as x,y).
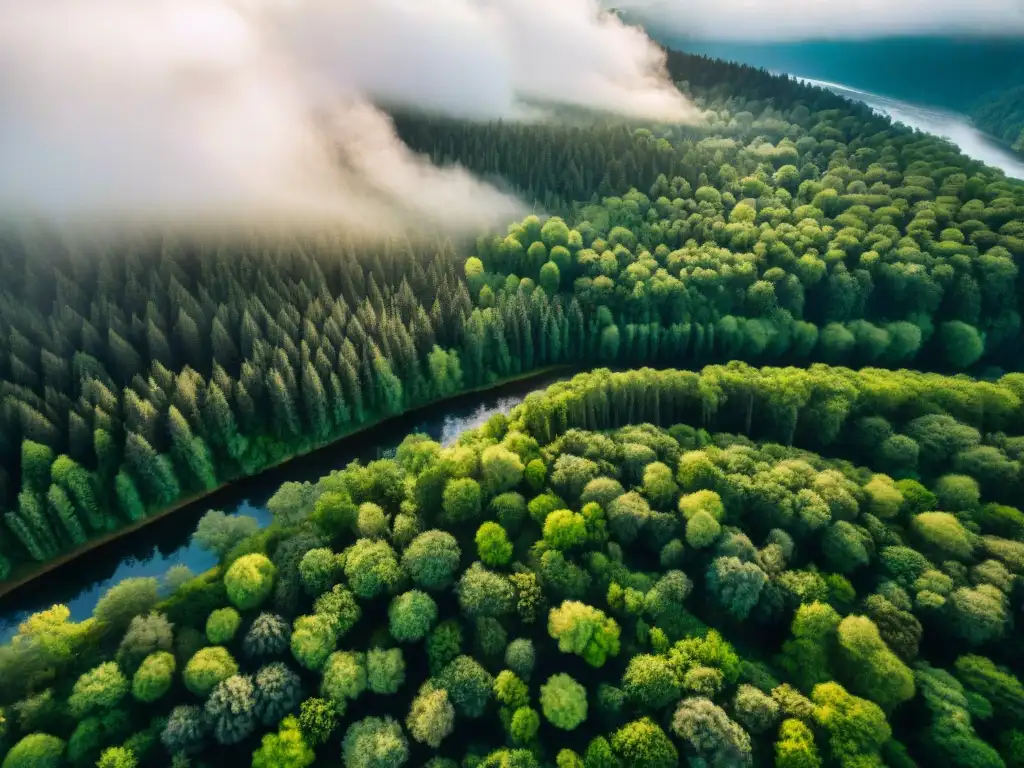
658,36 -> 1024,156
972,87 -> 1024,156
1,365 -> 1023,768
0,43 -> 1022,768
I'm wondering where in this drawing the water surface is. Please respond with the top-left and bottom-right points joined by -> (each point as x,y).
0,372 -> 570,642
798,76 -> 1024,180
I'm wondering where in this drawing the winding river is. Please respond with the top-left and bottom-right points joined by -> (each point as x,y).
2,74 -> 1023,643
0,371 -> 571,642
798,76 -> 1024,181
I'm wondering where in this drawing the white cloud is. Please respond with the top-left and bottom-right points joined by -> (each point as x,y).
611,0 -> 1024,41
0,0 -> 697,236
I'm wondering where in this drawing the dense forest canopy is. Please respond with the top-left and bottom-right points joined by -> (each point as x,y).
649,36 -> 1024,156
0,42 -> 1022,768
1,365 -> 1023,768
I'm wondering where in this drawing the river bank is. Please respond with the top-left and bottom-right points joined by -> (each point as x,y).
797,75 -> 1024,180
0,366 -> 574,641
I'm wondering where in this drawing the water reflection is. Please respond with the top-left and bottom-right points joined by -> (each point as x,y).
798,76 -> 1024,180
0,375 -> 568,642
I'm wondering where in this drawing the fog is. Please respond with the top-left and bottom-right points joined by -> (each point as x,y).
0,0 -> 696,236
610,0 -> 1024,41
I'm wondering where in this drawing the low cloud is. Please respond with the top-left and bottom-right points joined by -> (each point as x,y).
0,0 -> 696,237
610,0 -> 1024,41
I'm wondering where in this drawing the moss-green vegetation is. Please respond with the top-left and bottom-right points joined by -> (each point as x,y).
0,38 -> 1022,768
1,362 -> 1023,766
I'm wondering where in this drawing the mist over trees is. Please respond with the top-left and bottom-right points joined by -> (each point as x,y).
0,44 -> 1022,768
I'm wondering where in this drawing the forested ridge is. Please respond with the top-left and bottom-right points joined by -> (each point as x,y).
972,86 -> 1024,156
1,365 -> 1023,768
0,43 -> 1023,768
1,50 -> 1022,579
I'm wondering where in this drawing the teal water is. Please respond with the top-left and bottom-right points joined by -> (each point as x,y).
0,372 -> 571,642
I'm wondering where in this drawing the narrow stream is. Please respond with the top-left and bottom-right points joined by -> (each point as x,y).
0,371 -> 571,642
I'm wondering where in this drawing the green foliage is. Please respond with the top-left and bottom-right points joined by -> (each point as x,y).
775,718 -> 822,768
509,707 -> 540,744
435,656 -> 493,718
344,539 -> 403,599
254,662 -> 303,726
443,477 -> 482,525
244,613 -> 291,660
812,682 -> 891,767
205,674 -> 257,744
505,639 -> 535,680
622,654 -> 680,710
543,510 -> 588,551
224,554 -> 276,611
476,522 -> 514,567
132,651 -> 176,703
548,601 -> 621,667
183,647 -> 239,698
407,684 -> 454,748
321,651 -> 367,714
671,697 -> 752,766
540,674 -> 588,730
403,531 -> 461,590
298,548 -> 340,596
835,615 -> 915,711
458,563 -> 515,618
389,590 -> 438,642
205,607 -> 241,644
252,715 -> 314,768
68,662 -> 128,718
610,717 -> 678,768
298,697 -> 337,746
2,734 -> 66,768
341,716 -> 408,768
367,648 -> 406,695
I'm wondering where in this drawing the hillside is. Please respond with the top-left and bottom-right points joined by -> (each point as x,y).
0,45 -> 1022,768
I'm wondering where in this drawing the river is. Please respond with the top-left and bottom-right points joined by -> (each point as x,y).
3,75 -> 1023,645
797,76 -> 1024,181
0,371 -> 571,643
